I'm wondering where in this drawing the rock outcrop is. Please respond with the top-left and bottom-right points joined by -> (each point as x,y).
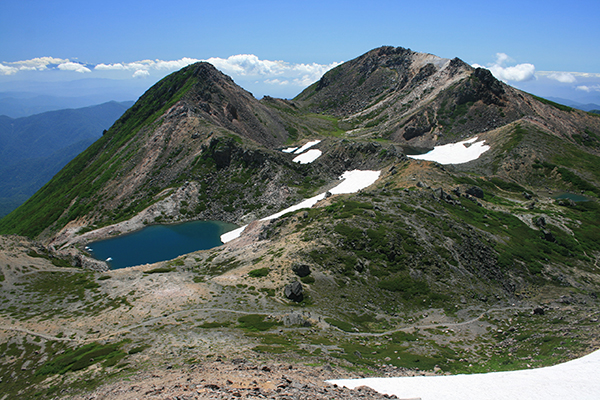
284,281 -> 304,302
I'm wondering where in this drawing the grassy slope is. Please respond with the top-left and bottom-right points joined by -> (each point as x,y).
0,66 -> 200,238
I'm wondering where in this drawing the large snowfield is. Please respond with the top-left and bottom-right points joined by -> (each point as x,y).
329,349 -> 600,400
408,137 -> 490,164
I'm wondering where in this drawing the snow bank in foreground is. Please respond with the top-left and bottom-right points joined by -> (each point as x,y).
329,349 -> 600,400
292,149 -> 322,164
408,137 -> 490,164
220,170 -> 381,243
294,140 -> 321,154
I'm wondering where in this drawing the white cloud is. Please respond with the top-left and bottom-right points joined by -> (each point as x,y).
95,58 -> 199,76
547,72 -> 576,83
57,62 -> 91,73
473,53 -> 535,82
265,78 -> 289,85
494,52 -> 512,65
204,54 -> 340,87
205,54 -> 284,76
537,71 -> 600,79
0,64 -> 18,75
1,56 -> 70,74
133,69 -> 150,78
576,85 -> 600,92
154,58 -> 200,70
491,63 -> 536,82
0,54 -> 339,98
94,62 -> 127,70
14,57 -> 68,70
1,54 -> 338,89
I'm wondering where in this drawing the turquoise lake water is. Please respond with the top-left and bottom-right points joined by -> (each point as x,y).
88,220 -> 238,270
553,192 -> 591,202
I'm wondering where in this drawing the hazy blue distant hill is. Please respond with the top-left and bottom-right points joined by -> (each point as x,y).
546,97 -> 600,112
0,101 -> 131,217
0,92 -> 135,118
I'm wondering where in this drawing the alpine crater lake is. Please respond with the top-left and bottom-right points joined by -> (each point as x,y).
87,220 -> 238,269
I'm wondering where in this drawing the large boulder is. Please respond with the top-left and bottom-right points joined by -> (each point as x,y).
542,230 -> 556,243
284,281 -> 304,302
533,216 -> 546,228
292,263 -> 311,278
466,186 -> 484,199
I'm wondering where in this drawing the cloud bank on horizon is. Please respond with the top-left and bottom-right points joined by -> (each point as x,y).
2,52 -> 600,105
0,54 -> 340,99
471,53 -> 600,105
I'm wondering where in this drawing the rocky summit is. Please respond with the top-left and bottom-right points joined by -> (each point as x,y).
1,46 -> 600,399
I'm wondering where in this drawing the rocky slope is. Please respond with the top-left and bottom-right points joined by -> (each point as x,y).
1,46 -> 600,399
295,46 -> 600,150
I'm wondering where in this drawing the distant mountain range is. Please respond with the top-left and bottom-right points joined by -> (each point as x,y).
0,101 -> 132,217
546,97 -> 600,113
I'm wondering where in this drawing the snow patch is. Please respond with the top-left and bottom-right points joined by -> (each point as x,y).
263,193 -> 326,221
281,147 -> 298,153
329,170 -> 381,195
329,349 -> 600,400
293,140 -> 321,154
408,137 -> 490,164
292,149 -> 322,164
221,169 -> 380,243
220,225 -> 247,244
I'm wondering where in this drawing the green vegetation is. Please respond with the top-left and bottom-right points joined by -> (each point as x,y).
238,314 -> 280,332
145,266 -> 175,274
0,64 -> 202,238
36,341 -> 126,376
338,338 -> 459,371
0,338 -> 130,399
498,124 -> 526,154
248,267 -> 270,278
325,318 -> 355,332
300,275 -> 315,284
531,94 -> 575,112
536,159 -> 600,197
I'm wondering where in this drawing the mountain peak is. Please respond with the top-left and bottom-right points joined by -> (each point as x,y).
294,46 -> 469,119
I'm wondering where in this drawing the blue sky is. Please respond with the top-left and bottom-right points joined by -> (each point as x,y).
1,0 -> 599,104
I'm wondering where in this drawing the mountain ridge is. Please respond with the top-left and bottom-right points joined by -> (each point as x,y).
294,46 -> 600,150
1,46 -> 600,246
1,46 -> 600,399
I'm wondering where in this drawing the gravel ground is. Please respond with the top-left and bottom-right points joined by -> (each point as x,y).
71,359 -> 401,400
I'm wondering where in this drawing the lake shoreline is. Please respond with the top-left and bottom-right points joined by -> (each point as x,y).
87,220 -> 238,270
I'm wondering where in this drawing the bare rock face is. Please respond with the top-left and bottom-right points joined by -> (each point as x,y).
284,281 -> 304,302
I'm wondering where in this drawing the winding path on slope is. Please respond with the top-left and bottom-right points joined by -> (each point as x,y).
342,306 -> 531,337
0,305 -> 531,343
0,325 -> 74,342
